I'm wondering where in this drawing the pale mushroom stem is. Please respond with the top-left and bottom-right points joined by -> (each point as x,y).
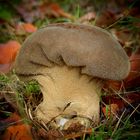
34,65 -> 102,127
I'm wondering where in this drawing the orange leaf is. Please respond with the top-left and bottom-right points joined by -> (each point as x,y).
16,23 -> 37,34
102,104 -> 119,118
0,40 -> 21,64
48,3 -> 73,19
2,124 -> 33,140
104,80 -> 122,91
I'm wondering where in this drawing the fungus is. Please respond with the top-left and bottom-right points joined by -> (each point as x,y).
14,23 -> 130,129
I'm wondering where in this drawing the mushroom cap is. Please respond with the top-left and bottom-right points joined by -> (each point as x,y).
14,23 -> 130,80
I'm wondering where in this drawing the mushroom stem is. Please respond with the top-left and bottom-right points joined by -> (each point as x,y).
34,65 -> 102,127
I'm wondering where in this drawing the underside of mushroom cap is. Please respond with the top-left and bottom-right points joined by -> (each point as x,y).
14,23 -> 130,80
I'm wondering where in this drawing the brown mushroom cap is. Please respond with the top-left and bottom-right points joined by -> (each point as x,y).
14,23 -> 130,80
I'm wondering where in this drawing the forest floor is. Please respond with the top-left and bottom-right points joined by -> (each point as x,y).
0,0 -> 140,139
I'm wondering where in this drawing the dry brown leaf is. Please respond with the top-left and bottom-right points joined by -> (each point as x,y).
0,64 -> 12,74
78,12 -> 96,23
126,52 -> 140,82
5,113 -> 22,124
124,51 -> 140,88
95,10 -> 117,27
110,29 -> 132,46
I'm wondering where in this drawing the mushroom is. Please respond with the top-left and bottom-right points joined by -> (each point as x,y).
14,23 -> 130,128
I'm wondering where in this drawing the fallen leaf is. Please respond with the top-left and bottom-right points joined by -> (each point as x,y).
95,10 -> 117,27
0,40 -> 21,73
39,2 -> 73,19
110,29 -> 132,47
0,40 -> 21,64
47,3 -> 73,19
5,112 -> 22,124
102,104 -> 119,118
2,124 -> 32,140
15,1 -> 73,22
122,50 -> 140,88
16,23 -> 37,35
125,52 -> 140,82
1,112 -> 33,140
102,92 -> 140,119
0,64 -> 12,74
104,80 -> 122,91
41,129 -> 63,140
102,95 -> 125,118
0,112 -> 23,130
78,12 -> 96,23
